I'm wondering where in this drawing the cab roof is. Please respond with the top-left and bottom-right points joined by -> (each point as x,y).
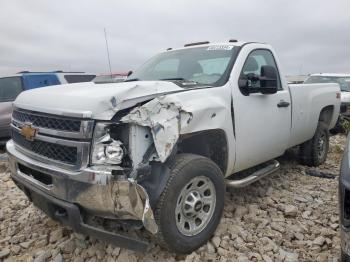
167,40 -> 264,52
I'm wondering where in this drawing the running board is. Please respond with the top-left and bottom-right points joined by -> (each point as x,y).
225,160 -> 280,188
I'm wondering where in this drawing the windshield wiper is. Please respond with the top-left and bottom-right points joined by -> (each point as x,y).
124,77 -> 201,87
160,77 -> 187,81
160,78 -> 198,85
124,78 -> 139,82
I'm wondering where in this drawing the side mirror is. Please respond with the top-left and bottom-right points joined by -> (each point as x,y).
238,65 -> 278,95
259,65 -> 278,94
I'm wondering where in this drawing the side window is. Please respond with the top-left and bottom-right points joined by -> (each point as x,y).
0,77 -> 23,102
23,74 -> 60,89
241,49 -> 282,90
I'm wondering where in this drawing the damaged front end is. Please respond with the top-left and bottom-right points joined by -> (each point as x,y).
84,120 -> 161,234
81,95 -> 193,233
7,91 -> 195,250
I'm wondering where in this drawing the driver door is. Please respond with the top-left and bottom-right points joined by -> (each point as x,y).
232,49 -> 291,171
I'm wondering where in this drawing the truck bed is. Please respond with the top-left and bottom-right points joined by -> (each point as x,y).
288,83 -> 340,148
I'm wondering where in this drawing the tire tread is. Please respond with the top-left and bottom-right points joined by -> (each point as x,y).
299,121 -> 329,167
154,153 -> 224,253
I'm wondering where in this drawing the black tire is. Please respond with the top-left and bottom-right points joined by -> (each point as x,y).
342,250 -> 350,262
155,154 -> 225,254
299,121 -> 329,167
330,117 -> 344,135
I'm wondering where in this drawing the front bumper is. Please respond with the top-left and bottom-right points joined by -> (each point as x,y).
6,140 -> 158,251
12,175 -> 149,251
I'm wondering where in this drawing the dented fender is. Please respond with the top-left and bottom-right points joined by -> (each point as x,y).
121,96 -> 192,162
121,88 -> 232,164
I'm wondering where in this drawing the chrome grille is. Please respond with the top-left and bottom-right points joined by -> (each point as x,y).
11,109 -> 92,170
12,131 -> 78,165
12,110 -> 81,132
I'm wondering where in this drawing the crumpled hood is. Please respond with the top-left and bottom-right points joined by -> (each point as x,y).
14,81 -> 184,120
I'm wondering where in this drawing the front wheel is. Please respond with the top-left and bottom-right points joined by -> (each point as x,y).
155,154 -> 225,254
299,121 -> 329,166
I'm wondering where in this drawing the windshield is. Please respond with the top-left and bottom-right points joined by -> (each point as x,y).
0,77 -> 23,102
304,76 -> 350,92
128,45 -> 239,87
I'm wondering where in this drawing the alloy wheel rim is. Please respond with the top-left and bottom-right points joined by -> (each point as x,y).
175,176 -> 216,236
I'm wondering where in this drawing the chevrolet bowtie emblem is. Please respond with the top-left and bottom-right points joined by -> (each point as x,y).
20,124 -> 37,140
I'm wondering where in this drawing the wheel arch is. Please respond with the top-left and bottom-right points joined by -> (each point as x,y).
139,130 -> 228,211
318,105 -> 335,128
177,129 -> 228,175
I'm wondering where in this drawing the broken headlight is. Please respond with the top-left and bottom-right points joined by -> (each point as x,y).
91,123 -> 125,165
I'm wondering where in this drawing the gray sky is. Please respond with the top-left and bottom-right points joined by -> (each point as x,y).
1,0 -> 349,76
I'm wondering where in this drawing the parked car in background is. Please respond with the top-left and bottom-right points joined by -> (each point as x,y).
304,74 -> 350,113
340,135 -> 350,261
304,73 -> 350,134
286,74 -> 308,84
0,71 -> 95,145
93,72 -> 128,83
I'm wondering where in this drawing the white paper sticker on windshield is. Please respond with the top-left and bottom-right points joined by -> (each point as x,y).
207,45 -> 234,51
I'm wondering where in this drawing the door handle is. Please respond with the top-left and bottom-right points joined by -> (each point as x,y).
277,100 -> 290,108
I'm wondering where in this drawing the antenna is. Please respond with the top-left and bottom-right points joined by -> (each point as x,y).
104,28 -> 113,76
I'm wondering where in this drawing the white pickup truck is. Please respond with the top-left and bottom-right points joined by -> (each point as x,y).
7,41 -> 340,253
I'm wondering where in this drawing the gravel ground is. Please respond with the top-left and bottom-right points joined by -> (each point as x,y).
0,135 -> 346,262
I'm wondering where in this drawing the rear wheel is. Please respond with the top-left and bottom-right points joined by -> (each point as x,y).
155,154 -> 225,254
330,116 -> 344,135
299,121 -> 329,166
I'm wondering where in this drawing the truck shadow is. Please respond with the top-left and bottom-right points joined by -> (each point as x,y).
224,140 -> 341,209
